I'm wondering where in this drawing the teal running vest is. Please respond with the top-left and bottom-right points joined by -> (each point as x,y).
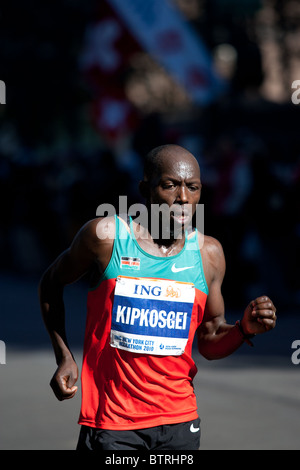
79,215 -> 208,430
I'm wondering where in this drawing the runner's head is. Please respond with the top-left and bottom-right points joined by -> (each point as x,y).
139,144 -> 202,229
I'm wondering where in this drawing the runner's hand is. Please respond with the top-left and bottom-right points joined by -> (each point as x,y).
241,296 -> 277,336
50,356 -> 78,401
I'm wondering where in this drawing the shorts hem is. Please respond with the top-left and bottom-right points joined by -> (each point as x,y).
78,412 -> 199,431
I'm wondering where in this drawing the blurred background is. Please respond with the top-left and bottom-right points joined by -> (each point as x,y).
0,0 -> 299,450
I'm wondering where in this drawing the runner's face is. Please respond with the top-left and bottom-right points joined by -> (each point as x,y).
149,153 -> 201,228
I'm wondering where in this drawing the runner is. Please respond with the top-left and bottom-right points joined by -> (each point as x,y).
39,144 -> 277,450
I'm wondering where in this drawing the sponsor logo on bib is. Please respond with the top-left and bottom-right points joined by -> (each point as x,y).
110,276 -> 195,355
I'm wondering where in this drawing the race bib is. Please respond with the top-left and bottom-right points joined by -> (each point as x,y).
110,276 -> 195,356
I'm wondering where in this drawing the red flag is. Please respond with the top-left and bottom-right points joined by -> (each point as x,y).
80,1 -> 141,141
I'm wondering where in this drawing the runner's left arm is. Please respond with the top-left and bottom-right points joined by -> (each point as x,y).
197,238 -> 244,359
197,238 -> 276,360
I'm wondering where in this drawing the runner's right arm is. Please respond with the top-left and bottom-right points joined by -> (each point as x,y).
38,217 -> 114,400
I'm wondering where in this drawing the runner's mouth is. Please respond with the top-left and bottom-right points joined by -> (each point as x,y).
171,208 -> 192,224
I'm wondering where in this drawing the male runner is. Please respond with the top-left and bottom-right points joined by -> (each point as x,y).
39,144 -> 277,450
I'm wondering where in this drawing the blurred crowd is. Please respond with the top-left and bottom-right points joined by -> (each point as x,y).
0,0 -> 299,311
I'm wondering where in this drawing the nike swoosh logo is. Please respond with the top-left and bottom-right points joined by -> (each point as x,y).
171,263 -> 194,273
190,423 -> 200,433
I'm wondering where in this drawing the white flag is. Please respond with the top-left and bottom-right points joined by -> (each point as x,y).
107,0 -> 224,104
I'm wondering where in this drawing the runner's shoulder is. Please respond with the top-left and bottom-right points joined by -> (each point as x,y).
77,216 -> 116,248
199,233 -> 225,270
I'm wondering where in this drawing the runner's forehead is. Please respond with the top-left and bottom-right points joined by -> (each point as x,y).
158,157 -> 201,181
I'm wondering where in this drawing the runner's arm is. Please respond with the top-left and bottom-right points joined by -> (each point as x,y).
38,217 -> 114,400
197,238 -> 245,360
197,238 -> 277,360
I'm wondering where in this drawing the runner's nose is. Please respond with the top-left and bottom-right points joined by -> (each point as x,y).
176,184 -> 188,204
